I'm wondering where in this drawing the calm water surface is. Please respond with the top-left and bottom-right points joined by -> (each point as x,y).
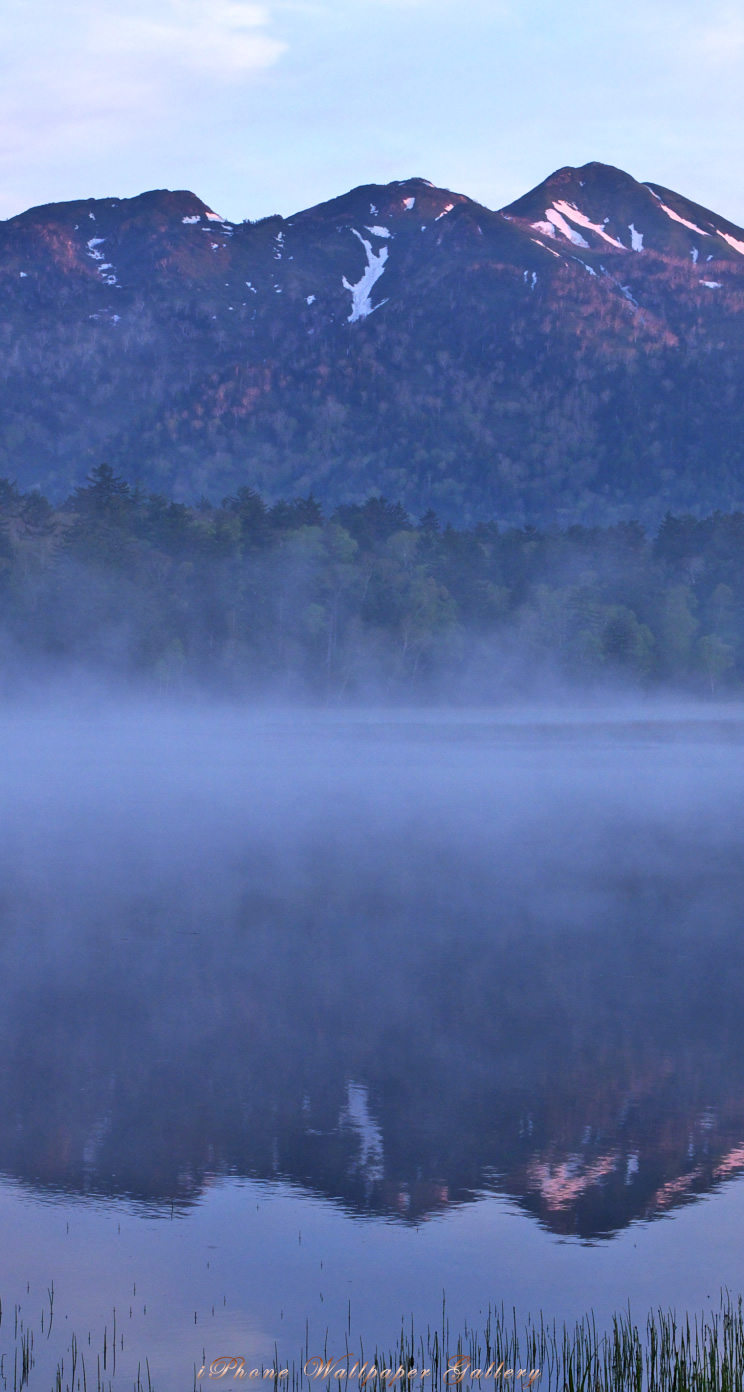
2,706 -> 744,1390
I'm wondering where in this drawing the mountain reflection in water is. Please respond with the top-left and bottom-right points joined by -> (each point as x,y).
1,709 -> 744,1242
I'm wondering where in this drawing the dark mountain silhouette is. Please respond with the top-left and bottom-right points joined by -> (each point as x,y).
2,162 -> 744,523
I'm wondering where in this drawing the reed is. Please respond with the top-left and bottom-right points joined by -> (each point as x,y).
5,1292 -> 744,1392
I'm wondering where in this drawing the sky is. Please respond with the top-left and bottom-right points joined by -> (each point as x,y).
1,0 -> 744,225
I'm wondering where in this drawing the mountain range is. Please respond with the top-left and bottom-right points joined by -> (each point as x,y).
3,160 -> 744,524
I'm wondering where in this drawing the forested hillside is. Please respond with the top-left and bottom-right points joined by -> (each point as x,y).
2,162 -> 744,524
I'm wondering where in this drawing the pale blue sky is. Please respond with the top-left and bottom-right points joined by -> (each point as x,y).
2,0 -> 743,223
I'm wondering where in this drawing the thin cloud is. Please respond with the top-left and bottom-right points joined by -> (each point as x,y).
0,0 -> 286,131
87,1 -> 286,75
0,0 -> 286,214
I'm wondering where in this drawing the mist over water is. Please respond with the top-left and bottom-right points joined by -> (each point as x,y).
3,702 -> 744,1387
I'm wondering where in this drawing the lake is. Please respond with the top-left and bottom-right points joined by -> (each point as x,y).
2,704 -> 744,1391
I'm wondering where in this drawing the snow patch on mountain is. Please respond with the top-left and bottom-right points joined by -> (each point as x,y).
532,220 -> 556,237
86,236 -> 118,286
691,248 -> 699,264
658,202 -> 709,236
182,215 -> 201,224
629,224 -> 644,252
435,204 -> 455,221
600,265 -> 638,305
342,229 -> 389,322
717,230 -> 744,256
553,202 -> 625,249
573,258 -> 598,277
545,208 -> 589,248
701,280 -> 722,289
365,226 -> 390,238
403,197 -> 416,210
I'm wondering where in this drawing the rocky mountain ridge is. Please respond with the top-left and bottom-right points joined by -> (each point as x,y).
2,161 -> 744,523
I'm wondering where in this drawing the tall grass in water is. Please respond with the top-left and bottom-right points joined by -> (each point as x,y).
5,1293 -> 744,1392
280,1296 -> 744,1392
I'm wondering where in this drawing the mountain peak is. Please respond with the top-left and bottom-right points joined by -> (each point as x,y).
2,161 -> 744,523
501,160 -> 744,261
6,187 -> 217,231
290,177 -> 479,228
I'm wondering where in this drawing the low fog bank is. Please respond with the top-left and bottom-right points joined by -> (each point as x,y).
3,697 -> 744,980
2,700 -> 744,922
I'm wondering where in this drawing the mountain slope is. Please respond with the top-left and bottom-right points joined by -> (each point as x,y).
2,163 -> 744,523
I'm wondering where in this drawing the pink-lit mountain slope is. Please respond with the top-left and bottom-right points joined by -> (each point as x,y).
1,163 -> 744,523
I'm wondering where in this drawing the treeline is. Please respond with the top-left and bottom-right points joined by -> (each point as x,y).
1,463 -> 743,695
